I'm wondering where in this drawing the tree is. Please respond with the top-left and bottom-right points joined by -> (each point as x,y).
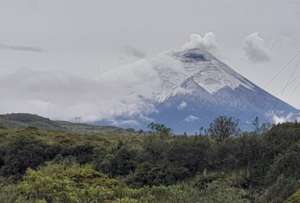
252,116 -> 271,134
148,122 -> 172,137
252,116 -> 260,134
208,116 -> 240,142
109,145 -> 137,176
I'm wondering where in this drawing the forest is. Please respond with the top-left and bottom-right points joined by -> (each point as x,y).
0,115 -> 299,203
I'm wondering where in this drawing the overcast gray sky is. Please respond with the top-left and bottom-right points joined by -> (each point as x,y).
0,0 -> 300,120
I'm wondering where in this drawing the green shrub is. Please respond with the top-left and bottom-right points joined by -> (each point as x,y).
18,162 -> 122,202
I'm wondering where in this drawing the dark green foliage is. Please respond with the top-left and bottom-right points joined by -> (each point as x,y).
100,143 -> 138,176
127,162 -> 190,186
0,120 -> 299,202
266,142 -> 300,183
265,123 -> 300,156
258,175 -> 299,203
0,135 -> 57,177
142,135 -> 170,162
60,144 -> 95,164
166,136 -> 211,174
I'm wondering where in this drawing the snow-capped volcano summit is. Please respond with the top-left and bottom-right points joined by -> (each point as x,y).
98,47 -> 299,133
156,48 -> 255,99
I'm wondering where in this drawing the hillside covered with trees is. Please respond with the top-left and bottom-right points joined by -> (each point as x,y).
0,114 -> 299,202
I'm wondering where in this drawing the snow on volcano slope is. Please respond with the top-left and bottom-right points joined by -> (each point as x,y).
97,48 -> 300,133
99,48 -> 254,102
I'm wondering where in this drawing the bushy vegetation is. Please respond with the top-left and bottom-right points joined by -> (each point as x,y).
0,117 -> 299,202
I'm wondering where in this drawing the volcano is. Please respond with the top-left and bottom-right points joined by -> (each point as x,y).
97,48 -> 300,133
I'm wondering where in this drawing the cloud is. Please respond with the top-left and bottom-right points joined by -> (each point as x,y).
0,44 -> 184,122
123,45 -> 146,58
111,119 -> 141,127
0,45 -> 200,123
184,115 -> 199,122
182,32 -> 218,53
243,33 -> 271,63
117,46 -> 147,65
0,43 -> 44,53
270,112 -> 300,124
0,40 -> 216,123
177,101 -> 187,110
272,114 -> 292,124
0,66 -> 159,122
